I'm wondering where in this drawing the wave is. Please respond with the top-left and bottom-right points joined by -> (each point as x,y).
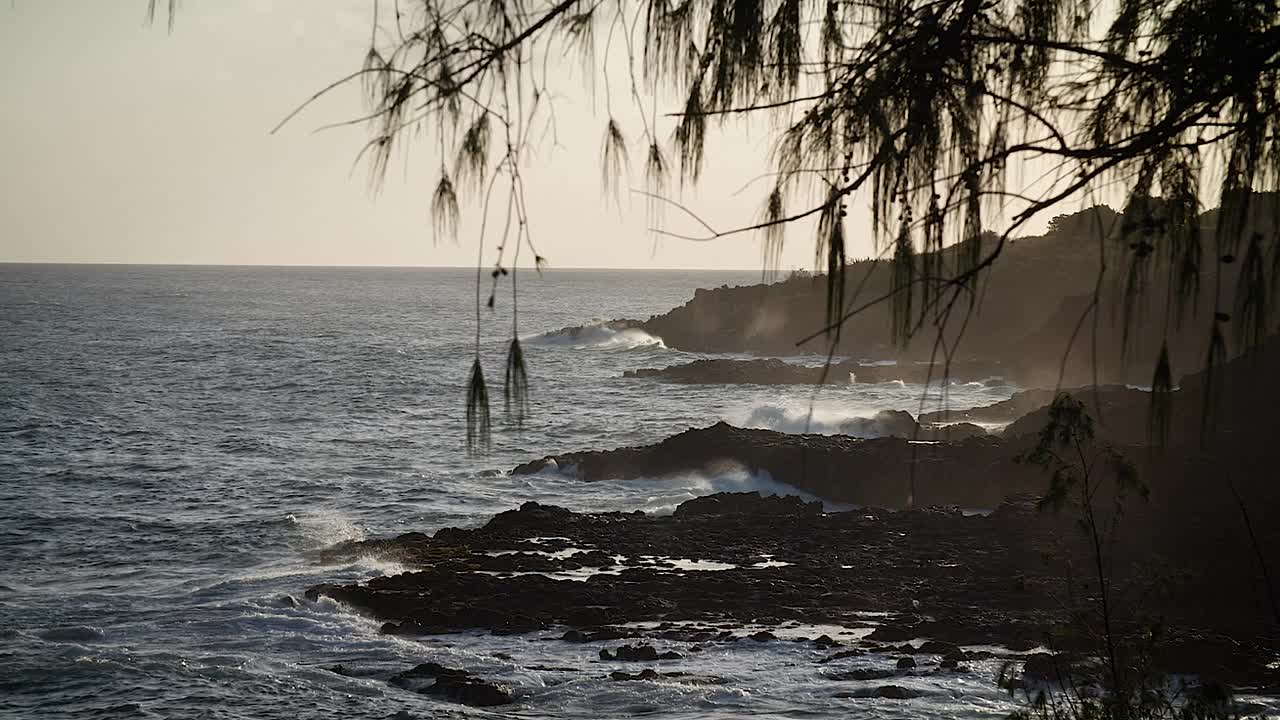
38,626 -> 106,643
732,403 -> 913,438
285,511 -> 366,549
488,463 -> 848,517
627,467 -> 847,516
526,322 -> 666,351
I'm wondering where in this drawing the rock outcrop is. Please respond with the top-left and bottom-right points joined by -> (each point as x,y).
389,662 -> 514,707
309,492 -> 1279,690
513,421 -> 1022,509
634,201 -> 1280,387
623,357 -> 1003,386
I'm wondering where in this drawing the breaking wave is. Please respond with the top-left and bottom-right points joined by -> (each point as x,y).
526,322 -> 667,351
732,403 -> 911,438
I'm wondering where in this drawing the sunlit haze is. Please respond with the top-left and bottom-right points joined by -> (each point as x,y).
0,1 -> 895,270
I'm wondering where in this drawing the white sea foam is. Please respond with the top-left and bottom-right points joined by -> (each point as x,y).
526,323 -> 667,351
733,403 -> 906,438
624,467 -> 849,515
503,464 -> 847,516
285,511 -> 366,548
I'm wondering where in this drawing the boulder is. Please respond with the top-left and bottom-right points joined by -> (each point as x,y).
674,491 -> 822,518
512,422 -> 1038,509
837,685 -> 925,699
838,410 -> 918,439
1020,653 -> 1072,681
390,663 -> 513,707
600,644 -> 682,662
829,668 -> 895,681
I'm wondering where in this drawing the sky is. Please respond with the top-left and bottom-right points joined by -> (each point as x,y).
0,2 -> 1066,270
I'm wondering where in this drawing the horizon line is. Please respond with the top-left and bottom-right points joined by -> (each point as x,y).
0,260 -> 800,273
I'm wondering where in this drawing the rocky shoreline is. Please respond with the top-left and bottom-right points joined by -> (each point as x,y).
309,493 -> 1279,707
307,339 -> 1280,710
628,204 -> 1278,387
622,357 -> 1005,387
512,421 -> 1026,508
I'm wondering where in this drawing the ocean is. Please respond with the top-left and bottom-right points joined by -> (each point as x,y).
1,264 -> 1030,719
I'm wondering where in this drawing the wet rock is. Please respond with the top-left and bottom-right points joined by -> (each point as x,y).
610,669 -> 662,681
511,422 -> 1034,509
318,533 -> 469,567
673,492 -> 821,518
623,358 -> 830,385
837,410 -> 918,439
564,607 -> 612,628
921,422 -> 990,441
838,685 -> 925,700
623,357 -> 1000,387
600,644 -> 682,662
866,620 -> 922,643
390,663 -> 513,707
829,668 -> 895,681
561,627 -> 639,643
916,640 -> 961,656
818,649 -> 866,664
749,630 -> 777,642
896,657 -> 917,670
1021,653 -> 1073,681
312,384 -> 1280,694
814,634 -> 841,648
327,664 -> 382,678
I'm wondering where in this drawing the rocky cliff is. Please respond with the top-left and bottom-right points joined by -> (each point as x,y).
636,199 -> 1280,387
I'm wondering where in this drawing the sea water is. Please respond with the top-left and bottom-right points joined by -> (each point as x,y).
0,264 -> 1067,719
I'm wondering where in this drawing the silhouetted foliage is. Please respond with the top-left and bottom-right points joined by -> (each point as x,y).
148,0 -> 1280,451
1008,395 -> 1244,720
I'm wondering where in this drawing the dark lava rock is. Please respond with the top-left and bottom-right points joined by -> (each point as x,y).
510,422 -> 1031,509
837,685 -> 925,699
562,627 -> 638,643
829,668 -> 895,681
819,649 -> 865,664
916,640 -> 962,656
814,634 -> 841,648
921,422 -> 990,441
600,644 -> 682,662
896,657 -> 917,670
674,492 -> 821,518
837,410 -> 918,439
312,356 -> 1280,693
622,357 -> 1000,387
623,358 -> 830,385
610,669 -> 662,681
327,664 -> 383,679
318,532 -> 470,567
749,630 -> 777,642
390,663 -> 513,707
1021,653 -> 1073,681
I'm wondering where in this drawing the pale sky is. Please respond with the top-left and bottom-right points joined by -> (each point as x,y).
1,1 -> 873,270
0,2 -> 1085,271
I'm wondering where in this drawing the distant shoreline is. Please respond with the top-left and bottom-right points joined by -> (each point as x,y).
0,261 -> 771,273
